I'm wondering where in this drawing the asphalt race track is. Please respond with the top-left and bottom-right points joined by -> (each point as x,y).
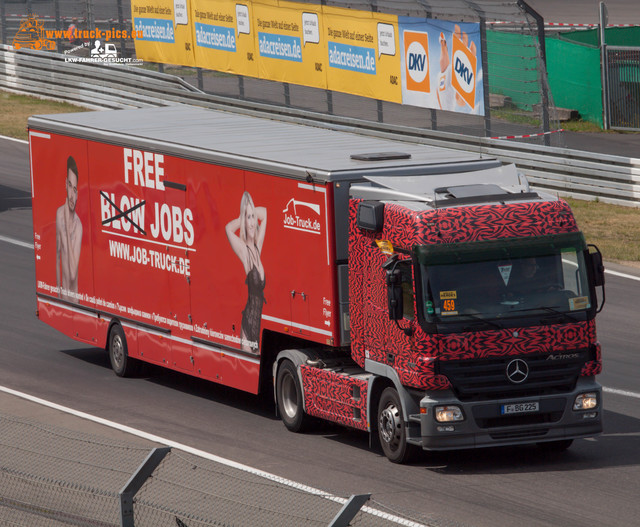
1,133 -> 639,526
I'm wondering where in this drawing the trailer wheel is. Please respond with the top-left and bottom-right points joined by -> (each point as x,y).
276,360 -> 309,432
108,324 -> 139,377
378,387 -> 416,464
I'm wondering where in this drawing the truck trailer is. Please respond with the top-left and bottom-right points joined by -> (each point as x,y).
29,105 -> 605,463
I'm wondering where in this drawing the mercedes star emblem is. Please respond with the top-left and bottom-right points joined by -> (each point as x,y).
506,359 -> 529,384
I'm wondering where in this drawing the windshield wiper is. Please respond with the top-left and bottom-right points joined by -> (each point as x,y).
459,313 -> 503,331
502,306 -> 579,324
539,306 -> 579,324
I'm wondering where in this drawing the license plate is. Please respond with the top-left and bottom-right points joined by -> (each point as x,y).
501,402 -> 539,415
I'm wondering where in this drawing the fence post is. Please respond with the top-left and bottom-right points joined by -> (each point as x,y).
328,494 -> 371,527
54,0 -> 62,51
479,16 -> 492,138
326,89 -> 334,114
117,0 -> 126,58
599,1 -> 610,129
197,67 -> 203,90
284,82 -> 291,107
119,447 -> 171,527
0,0 -> 5,46
518,0 -> 550,145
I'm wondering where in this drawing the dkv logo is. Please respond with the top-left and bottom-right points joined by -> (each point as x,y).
451,33 -> 477,108
282,198 -> 322,235
403,30 -> 430,93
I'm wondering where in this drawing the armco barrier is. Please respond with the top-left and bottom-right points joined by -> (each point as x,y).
1,45 -> 639,207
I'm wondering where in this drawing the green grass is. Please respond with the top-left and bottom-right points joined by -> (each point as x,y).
0,91 -> 84,141
492,107 -> 612,134
565,198 -> 640,264
2,89 -> 639,265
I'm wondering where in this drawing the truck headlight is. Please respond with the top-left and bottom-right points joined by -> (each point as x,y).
574,392 -> 598,411
435,405 -> 464,422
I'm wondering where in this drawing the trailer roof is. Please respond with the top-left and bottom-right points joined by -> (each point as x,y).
28,105 -> 496,182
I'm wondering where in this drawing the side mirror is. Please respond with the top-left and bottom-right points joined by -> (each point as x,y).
588,248 -> 605,287
386,268 -> 404,320
588,244 -> 606,313
357,201 -> 384,232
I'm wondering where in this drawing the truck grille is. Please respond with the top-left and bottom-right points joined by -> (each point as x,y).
438,350 -> 589,402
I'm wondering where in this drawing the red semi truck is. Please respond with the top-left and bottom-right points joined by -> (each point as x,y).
29,105 -> 605,462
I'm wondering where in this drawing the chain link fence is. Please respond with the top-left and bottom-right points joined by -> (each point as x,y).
0,0 -> 563,146
0,411 -> 430,526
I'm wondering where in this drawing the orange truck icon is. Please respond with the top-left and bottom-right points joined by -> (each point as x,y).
13,16 -> 56,51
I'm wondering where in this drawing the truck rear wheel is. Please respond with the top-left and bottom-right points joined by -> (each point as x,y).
108,324 -> 139,377
276,360 -> 309,432
378,387 -> 416,464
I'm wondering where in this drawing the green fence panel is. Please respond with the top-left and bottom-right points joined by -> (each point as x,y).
486,31 -> 541,110
546,36 -> 603,127
559,27 -> 640,47
557,29 -> 599,46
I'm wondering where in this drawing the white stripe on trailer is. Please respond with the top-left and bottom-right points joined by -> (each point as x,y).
262,314 -> 333,337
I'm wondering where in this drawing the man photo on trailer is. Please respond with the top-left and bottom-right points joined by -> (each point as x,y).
56,155 -> 83,302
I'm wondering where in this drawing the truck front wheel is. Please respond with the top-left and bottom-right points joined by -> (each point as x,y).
276,360 -> 309,432
108,324 -> 139,377
378,387 -> 416,463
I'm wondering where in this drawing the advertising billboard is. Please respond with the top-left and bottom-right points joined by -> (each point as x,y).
399,17 -> 485,115
130,1 -> 484,115
132,0 -> 196,66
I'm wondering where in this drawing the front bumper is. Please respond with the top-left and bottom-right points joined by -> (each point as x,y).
416,377 -> 602,450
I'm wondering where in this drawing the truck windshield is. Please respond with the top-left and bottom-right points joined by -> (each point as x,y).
415,233 -> 593,326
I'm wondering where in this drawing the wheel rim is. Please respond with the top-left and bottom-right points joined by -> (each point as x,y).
280,370 -> 298,419
111,334 -> 124,370
379,403 -> 402,450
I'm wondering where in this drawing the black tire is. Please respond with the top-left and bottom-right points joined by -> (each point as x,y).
276,360 -> 309,432
536,439 -> 574,452
108,324 -> 139,377
377,387 -> 416,464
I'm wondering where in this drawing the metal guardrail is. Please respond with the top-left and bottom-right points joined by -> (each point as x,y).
1,44 -> 639,207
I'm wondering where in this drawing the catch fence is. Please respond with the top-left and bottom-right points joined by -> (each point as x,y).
0,0 -> 564,146
0,411 -> 428,526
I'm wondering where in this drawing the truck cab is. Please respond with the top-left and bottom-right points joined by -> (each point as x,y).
344,163 -> 604,461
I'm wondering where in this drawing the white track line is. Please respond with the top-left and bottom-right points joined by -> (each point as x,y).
603,387 -> 640,399
605,269 -> 640,281
0,234 -> 33,249
0,134 -> 27,144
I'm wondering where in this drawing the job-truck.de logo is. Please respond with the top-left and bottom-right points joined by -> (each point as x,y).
451,32 -> 477,109
282,198 -> 321,235
403,30 -> 430,93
